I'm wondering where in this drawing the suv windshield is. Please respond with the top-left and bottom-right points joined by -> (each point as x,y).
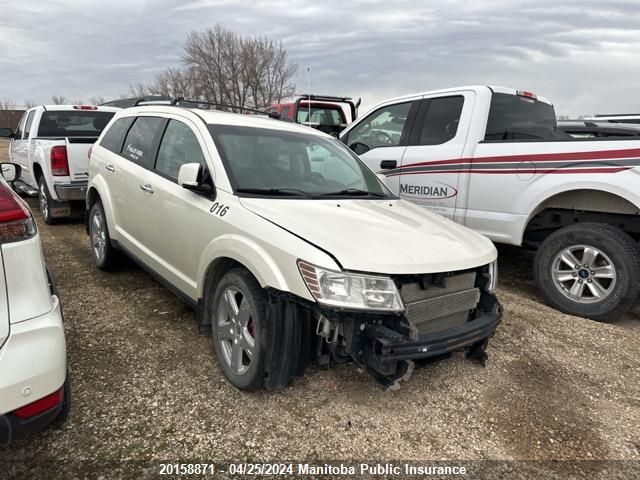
484,93 -> 568,141
209,125 -> 392,199
38,111 -> 116,137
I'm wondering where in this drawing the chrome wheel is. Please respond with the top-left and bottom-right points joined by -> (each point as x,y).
39,182 -> 49,220
90,208 -> 107,263
552,245 -> 616,304
216,287 -> 255,375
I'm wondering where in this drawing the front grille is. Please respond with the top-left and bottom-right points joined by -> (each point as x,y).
400,272 -> 480,335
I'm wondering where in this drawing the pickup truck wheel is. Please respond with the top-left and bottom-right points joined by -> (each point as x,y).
89,201 -> 119,270
211,268 -> 266,391
534,223 -> 640,321
37,176 -> 58,225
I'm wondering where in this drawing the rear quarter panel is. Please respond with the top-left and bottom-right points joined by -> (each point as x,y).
461,139 -> 640,245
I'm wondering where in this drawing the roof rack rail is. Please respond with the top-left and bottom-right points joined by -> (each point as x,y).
102,96 -> 280,119
593,113 -> 640,117
173,98 -> 280,119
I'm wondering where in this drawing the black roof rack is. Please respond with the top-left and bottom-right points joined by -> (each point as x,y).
101,96 -> 280,119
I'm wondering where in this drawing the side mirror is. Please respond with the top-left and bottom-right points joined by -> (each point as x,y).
0,163 -> 21,182
349,142 -> 370,155
178,163 -> 214,196
0,128 -> 14,139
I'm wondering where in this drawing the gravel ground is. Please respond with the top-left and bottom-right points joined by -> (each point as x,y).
0,139 -> 638,479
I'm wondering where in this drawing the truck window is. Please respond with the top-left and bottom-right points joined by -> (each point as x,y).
484,93 -> 559,141
155,120 -> 206,180
297,106 -> 344,126
24,111 -> 36,139
414,96 -> 464,145
14,113 -> 27,140
345,102 -> 412,151
121,117 -> 167,169
38,111 -> 116,138
100,117 -> 135,154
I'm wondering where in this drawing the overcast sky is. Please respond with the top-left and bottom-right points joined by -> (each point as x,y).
1,0 -> 639,116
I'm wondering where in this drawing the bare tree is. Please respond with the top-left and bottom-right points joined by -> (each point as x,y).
148,67 -> 198,98
24,99 -> 36,108
72,98 -> 85,105
51,95 -> 67,105
181,25 -> 297,110
0,98 -> 17,110
129,83 -> 149,98
89,96 -> 106,105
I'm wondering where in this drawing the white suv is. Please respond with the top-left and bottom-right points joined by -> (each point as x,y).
0,163 -> 68,444
86,103 -> 501,390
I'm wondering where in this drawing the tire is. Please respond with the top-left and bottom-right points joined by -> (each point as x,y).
37,175 -> 58,225
533,223 -> 640,321
210,268 -> 268,391
88,200 -> 120,271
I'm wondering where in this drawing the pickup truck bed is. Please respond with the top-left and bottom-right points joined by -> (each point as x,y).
1,105 -> 118,223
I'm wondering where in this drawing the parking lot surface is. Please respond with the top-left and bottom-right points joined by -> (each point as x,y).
0,140 -> 638,479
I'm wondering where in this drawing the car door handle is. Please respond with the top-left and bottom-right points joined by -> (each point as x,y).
105,164 -> 115,172
139,184 -> 154,194
380,160 -> 398,169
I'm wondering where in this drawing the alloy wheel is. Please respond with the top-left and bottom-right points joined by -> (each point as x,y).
216,287 -> 255,375
551,244 -> 616,304
90,209 -> 107,263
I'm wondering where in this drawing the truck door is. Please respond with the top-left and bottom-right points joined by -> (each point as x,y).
10,111 -> 33,182
340,99 -> 420,195
398,91 -> 475,220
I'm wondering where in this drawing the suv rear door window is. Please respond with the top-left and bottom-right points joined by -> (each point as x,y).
100,116 -> 135,154
155,120 -> 206,180
122,116 -> 167,168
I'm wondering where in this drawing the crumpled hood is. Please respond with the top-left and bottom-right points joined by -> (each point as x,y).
240,198 -> 496,274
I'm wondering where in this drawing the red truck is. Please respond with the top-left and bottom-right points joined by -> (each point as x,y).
268,94 -> 360,136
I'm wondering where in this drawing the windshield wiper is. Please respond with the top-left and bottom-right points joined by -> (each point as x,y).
236,188 -> 312,197
318,188 -> 388,198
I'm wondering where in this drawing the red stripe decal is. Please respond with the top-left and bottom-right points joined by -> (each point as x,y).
388,167 -> 630,177
401,148 -> 640,169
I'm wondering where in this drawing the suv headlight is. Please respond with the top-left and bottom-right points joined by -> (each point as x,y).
487,259 -> 498,292
297,260 -> 404,312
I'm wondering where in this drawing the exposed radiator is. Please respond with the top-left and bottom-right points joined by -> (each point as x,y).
400,272 -> 480,335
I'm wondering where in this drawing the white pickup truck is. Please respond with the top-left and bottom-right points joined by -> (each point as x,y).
341,86 -> 640,321
0,105 -> 119,224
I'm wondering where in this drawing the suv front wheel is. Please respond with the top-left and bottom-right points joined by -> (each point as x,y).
211,268 -> 267,391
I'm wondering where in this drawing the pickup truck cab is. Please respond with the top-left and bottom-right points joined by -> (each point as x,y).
86,103 -> 501,390
0,105 -> 119,224
268,94 -> 360,136
341,86 -> 640,321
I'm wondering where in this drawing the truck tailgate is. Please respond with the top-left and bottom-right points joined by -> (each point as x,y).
65,138 -> 96,182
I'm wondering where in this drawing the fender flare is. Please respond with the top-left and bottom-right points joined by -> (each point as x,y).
197,234 -> 290,298
85,178 -> 118,241
520,180 -> 640,236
